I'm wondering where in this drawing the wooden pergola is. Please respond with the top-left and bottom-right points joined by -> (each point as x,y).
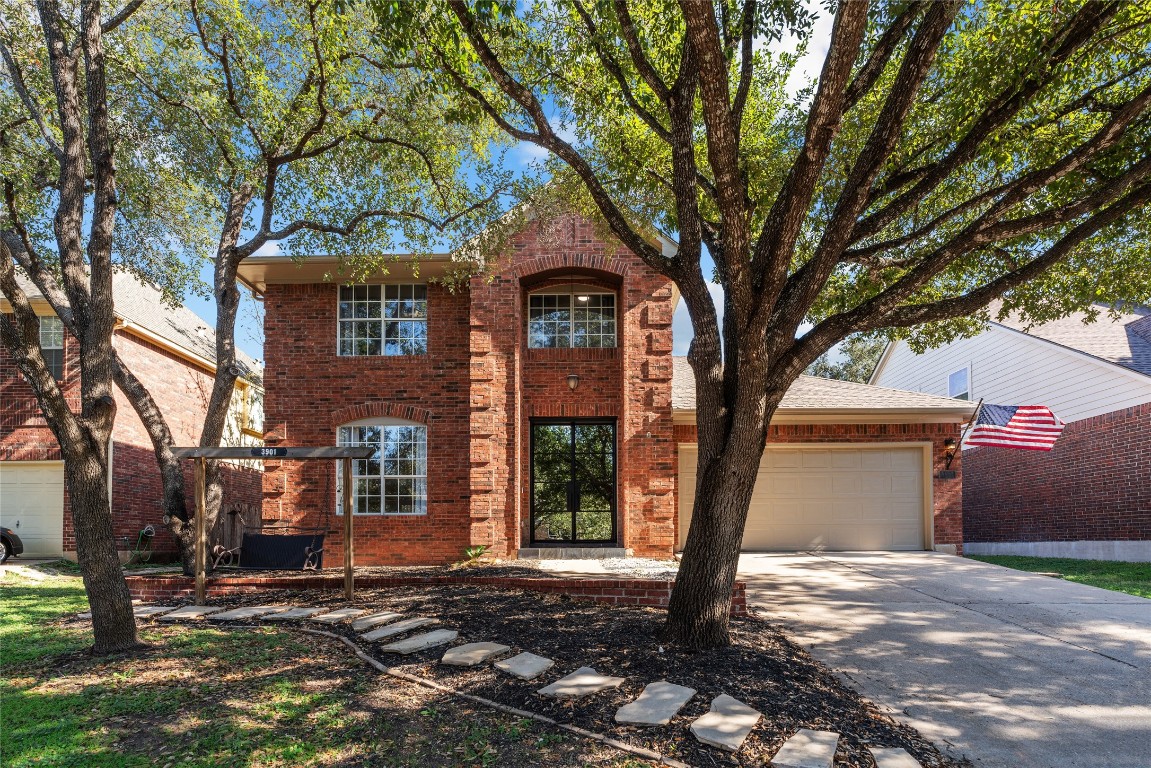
171,446 -> 374,605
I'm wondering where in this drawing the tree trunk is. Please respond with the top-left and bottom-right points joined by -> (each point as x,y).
66,447 -> 141,654
664,435 -> 765,648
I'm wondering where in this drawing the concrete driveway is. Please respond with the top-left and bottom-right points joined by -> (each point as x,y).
738,552 -> 1151,768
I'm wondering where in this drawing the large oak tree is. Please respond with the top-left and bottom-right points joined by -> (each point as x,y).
369,0 -> 1151,647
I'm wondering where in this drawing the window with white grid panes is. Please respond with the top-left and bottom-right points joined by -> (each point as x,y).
528,292 -> 615,348
39,316 -> 64,379
337,284 -> 427,355
337,423 -> 427,515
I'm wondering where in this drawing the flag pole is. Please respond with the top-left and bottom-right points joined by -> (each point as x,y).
958,398 -> 984,447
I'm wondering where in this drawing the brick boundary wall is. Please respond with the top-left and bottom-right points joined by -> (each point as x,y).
963,402 -> 1151,544
124,574 -> 748,616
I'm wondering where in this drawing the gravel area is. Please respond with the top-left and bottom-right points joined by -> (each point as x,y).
152,584 -> 972,768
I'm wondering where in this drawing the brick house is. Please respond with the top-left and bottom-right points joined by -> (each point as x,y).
238,213 -> 973,566
871,303 -> 1151,562
1,271 -> 263,559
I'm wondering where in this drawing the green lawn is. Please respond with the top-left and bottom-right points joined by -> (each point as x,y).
0,573 -> 651,767
968,555 -> 1151,599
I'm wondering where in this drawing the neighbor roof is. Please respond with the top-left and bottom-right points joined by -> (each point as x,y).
991,303 -> 1151,378
11,268 -> 260,375
672,357 -> 974,423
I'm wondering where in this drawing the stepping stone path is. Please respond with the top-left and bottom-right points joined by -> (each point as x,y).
351,612 -> 403,632
441,642 -> 510,667
158,606 -> 225,621
869,747 -> 922,768
494,652 -> 554,681
538,667 -> 625,699
311,608 -> 368,624
209,606 -> 288,622
360,617 -> 438,642
770,729 -> 840,768
262,606 -> 327,621
689,694 -> 761,752
78,605 -> 176,620
614,681 -> 696,726
380,629 -> 459,655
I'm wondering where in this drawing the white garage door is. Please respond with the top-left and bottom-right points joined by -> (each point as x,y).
678,444 -> 929,551
0,462 -> 65,556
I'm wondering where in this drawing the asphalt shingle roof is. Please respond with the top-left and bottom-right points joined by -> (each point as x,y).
671,356 -> 970,412
992,303 -> 1151,377
14,268 -> 259,374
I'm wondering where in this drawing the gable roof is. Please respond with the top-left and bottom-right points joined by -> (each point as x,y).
672,357 -> 974,423
991,304 -> 1151,378
9,269 -> 260,376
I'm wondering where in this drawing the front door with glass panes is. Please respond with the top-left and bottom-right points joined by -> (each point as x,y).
530,421 -> 616,544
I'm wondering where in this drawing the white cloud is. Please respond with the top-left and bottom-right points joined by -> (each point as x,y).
253,241 -> 282,257
672,282 -> 724,356
755,1 -> 834,97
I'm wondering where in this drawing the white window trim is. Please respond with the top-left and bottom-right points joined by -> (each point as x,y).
39,316 -> 65,379
527,289 -> 617,349
335,283 -> 428,357
947,364 -> 972,400
335,417 -> 428,516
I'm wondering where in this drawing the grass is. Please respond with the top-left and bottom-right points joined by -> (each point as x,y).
0,573 -> 651,767
968,555 -> 1151,598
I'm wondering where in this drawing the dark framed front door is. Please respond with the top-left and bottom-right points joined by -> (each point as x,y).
530,420 -> 616,544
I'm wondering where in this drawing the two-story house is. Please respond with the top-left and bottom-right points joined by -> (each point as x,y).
871,303 -> 1151,562
1,271 -> 263,560
238,213 -> 974,565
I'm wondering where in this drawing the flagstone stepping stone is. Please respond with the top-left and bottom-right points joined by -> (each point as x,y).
208,606 -> 289,622
869,747 -> 922,768
537,667 -> 625,699
351,611 -> 404,632
770,729 -> 840,768
441,642 -> 511,667
493,652 -> 554,681
614,680 -> 696,726
78,605 -> 176,620
158,606 -> 225,621
689,694 -> 761,752
379,629 -> 459,655
262,607 -> 326,621
310,608 -> 368,624
360,617 -> 438,641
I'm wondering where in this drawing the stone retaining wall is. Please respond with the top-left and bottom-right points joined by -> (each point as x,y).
124,573 -> 749,616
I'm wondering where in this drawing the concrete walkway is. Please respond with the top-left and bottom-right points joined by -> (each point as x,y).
738,552 -> 1151,768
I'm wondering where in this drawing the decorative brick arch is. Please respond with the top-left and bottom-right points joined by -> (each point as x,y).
330,401 -> 432,428
511,253 -> 628,281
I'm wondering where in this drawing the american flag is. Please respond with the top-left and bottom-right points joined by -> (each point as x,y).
966,404 -> 1066,451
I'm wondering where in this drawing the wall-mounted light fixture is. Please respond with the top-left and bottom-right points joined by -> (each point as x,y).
943,437 -> 958,470
567,373 -> 580,391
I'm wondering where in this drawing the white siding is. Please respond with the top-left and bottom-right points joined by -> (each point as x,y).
873,327 -> 1151,424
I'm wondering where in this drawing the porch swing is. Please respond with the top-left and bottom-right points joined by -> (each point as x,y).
212,471 -> 334,571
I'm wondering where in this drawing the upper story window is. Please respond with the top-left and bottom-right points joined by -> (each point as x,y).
337,284 -> 427,356
39,316 -> 64,380
528,291 -> 616,349
337,420 -> 427,515
948,366 -> 970,400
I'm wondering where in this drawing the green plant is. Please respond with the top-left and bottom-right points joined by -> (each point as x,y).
456,544 -> 490,567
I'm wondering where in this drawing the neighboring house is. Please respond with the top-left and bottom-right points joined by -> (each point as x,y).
238,212 -> 974,565
871,304 -> 1151,562
0,271 -> 264,559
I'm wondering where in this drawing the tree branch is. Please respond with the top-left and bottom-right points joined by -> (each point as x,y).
611,0 -> 671,103
100,0 -> 144,33
842,1 -> 924,111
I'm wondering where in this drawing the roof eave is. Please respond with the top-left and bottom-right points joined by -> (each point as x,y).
672,405 -> 976,425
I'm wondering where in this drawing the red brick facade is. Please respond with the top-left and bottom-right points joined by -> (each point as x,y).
260,214 -> 677,565
672,422 -> 965,552
963,402 -> 1151,544
1,324 -> 261,557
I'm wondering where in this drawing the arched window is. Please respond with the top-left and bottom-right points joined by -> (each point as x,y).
336,417 -> 427,515
527,282 -> 617,349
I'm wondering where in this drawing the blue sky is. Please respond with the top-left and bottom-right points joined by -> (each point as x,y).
180,6 -> 833,367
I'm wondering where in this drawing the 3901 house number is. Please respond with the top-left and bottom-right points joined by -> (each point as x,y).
251,447 -> 287,457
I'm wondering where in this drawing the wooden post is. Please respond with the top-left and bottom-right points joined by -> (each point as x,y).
342,457 -> 354,601
194,457 -> 207,605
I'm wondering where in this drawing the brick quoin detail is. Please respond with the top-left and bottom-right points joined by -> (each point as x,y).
123,573 -> 748,616
964,402 -> 1151,543
673,421 -> 964,552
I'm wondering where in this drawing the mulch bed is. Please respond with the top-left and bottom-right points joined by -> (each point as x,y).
154,584 -> 972,768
